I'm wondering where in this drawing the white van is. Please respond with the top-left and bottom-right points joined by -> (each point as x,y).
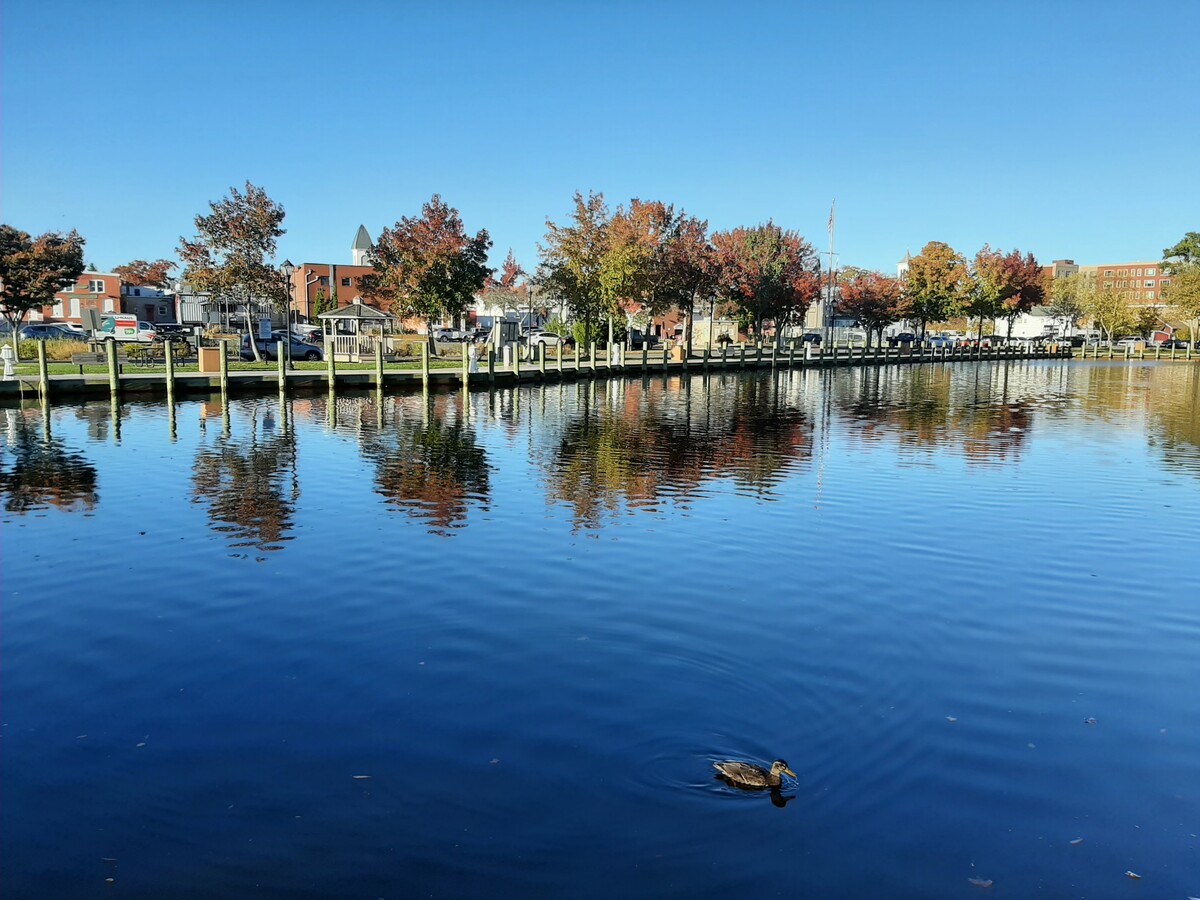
95,314 -> 157,343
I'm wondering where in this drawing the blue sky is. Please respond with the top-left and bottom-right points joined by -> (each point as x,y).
3,0 -> 1196,276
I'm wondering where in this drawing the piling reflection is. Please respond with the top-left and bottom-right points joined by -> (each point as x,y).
191,402 -> 298,552
0,408 -> 99,513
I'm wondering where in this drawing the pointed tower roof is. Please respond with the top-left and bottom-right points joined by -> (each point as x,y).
352,225 -> 373,250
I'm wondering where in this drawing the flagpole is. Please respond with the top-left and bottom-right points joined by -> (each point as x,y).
825,200 -> 836,342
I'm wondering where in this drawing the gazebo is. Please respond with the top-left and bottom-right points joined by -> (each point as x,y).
318,300 -> 397,361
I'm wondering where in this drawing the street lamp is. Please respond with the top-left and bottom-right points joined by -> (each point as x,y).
280,259 -> 296,369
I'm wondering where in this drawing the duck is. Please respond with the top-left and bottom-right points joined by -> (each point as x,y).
712,758 -> 796,788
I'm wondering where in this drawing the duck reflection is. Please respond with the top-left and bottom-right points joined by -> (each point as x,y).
0,408 -> 99,513
191,403 -> 298,551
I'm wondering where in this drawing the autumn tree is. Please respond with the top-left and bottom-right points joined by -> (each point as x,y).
1084,280 -> 1134,341
0,225 -> 86,352
177,182 -> 287,360
711,222 -> 820,344
113,258 -> 174,288
902,241 -> 968,339
966,246 -> 1044,340
1046,271 -> 1088,336
358,195 -> 492,349
539,191 -> 610,346
837,269 -> 905,346
1162,265 -> 1200,342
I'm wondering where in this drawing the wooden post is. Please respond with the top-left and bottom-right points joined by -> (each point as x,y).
538,343 -> 546,378
740,343 -> 747,369
165,339 -> 176,401
769,344 -> 777,368
514,343 -> 521,378
461,341 -> 469,386
277,340 -> 286,389
557,343 -> 563,376
590,342 -> 597,373
703,347 -> 710,372
663,342 -> 669,374
487,347 -> 495,385
36,339 -> 49,398
106,339 -> 119,395
218,340 -> 229,399
328,338 -> 338,390
642,345 -> 648,373
420,342 -> 429,387
722,345 -> 728,368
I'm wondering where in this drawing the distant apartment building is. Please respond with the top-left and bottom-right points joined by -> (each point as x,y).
43,271 -> 122,323
1077,261 -> 1172,305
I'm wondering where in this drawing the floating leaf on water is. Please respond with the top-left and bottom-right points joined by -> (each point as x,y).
1084,717 -> 1097,725
101,858 -> 117,862
105,877 -> 115,883
1124,870 -> 1141,879
77,734 -> 87,739
967,876 -> 993,887
946,716 -> 958,723
352,775 -> 372,780
489,758 -> 500,764
136,742 -> 146,748
1069,838 -> 1083,845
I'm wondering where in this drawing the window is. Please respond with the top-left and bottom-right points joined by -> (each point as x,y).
1135,268 -> 1143,276
88,278 -> 105,293
341,277 -> 351,287
319,276 -> 330,286
1103,281 -> 1113,288
133,288 -> 141,296
159,305 -> 169,317
1145,267 -> 1156,275
1162,278 -> 1171,286
70,298 -> 81,317
1104,270 -> 1114,276
103,298 -> 116,312
1147,291 -> 1155,299
1144,279 -> 1155,288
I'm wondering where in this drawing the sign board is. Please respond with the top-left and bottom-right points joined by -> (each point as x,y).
82,308 -> 102,332
258,317 -> 273,340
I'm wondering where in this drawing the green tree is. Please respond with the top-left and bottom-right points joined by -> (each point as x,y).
967,246 -> 1044,340
1162,231 -> 1200,273
0,225 -> 86,353
1162,265 -> 1200,343
539,191 -> 610,345
359,195 -> 492,351
1084,279 -> 1134,341
902,241 -> 969,338
177,182 -> 287,361
1046,271 -> 1087,336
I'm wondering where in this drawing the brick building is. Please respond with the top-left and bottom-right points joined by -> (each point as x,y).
44,271 -> 122,324
288,225 -> 374,321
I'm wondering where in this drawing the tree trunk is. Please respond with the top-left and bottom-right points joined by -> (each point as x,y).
685,288 -> 696,357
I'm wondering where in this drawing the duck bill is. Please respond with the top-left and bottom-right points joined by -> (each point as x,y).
782,767 -> 797,778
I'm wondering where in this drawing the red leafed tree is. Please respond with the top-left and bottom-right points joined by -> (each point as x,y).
837,269 -> 906,346
482,248 -> 525,292
358,195 -> 492,347
712,222 -> 820,343
114,258 -> 174,288
966,246 -> 1044,341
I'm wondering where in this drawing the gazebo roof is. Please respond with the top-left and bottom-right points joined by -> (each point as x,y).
318,300 -> 395,321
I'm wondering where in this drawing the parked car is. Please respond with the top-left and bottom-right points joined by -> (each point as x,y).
239,333 -> 323,362
18,323 -> 87,342
629,330 -> 660,350
152,323 -> 192,346
887,332 -> 918,347
1114,336 -> 1143,349
291,324 -> 322,343
927,335 -> 956,349
1157,338 -> 1189,349
524,330 -> 563,348
433,327 -> 467,342
797,333 -> 823,345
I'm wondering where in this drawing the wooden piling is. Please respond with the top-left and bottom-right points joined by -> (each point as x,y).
106,339 -> 119,395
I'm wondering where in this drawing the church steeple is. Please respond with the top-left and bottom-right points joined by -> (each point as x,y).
352,225 -> 373,265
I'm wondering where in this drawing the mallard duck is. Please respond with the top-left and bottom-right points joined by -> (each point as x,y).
713,758 -> 796,788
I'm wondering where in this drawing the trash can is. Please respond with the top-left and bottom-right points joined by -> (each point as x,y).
198,346 -> 223,373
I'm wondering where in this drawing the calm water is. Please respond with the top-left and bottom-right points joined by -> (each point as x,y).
3,361 -> 1199,898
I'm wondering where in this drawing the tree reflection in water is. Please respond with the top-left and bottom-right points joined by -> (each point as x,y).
833,364 -> 1033,467
360,393 -> 491,534
191,403 -> 298,552
547,376 -> 812,528
0,408 -> 99,513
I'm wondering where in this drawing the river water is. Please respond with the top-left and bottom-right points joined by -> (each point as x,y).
3,360 -> 1199,898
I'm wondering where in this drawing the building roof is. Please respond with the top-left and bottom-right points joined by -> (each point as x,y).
352,225 -> 373,250
318,300 -> 394,320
